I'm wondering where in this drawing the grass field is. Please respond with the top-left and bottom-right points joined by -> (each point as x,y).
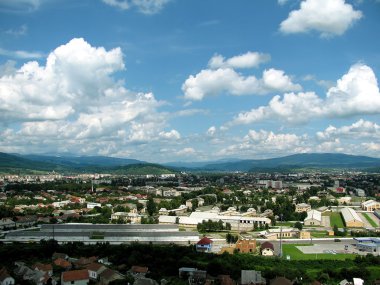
362,213 -> 378,227
282,244 -> 356,260
330,212 -> 345,228
311,231 -> 328,238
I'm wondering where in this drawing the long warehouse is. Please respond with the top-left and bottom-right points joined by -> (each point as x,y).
4,223 -> 200,245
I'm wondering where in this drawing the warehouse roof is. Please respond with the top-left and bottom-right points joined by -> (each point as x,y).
340,207 -> 363,223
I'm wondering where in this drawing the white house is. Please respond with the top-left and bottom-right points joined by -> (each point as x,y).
86,263 -> 106,281
295,203 -> 311,213
361,200 -> 380,211
86,202 -> 102,209
304,210 -> 322,226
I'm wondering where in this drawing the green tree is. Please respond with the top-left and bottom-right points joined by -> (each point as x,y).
147,197 -> 157,216
294,221 -> 303,231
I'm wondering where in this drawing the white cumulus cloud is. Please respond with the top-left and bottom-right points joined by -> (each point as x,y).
102,0 -> 171,14
159,129 -> 181,140
280,0 -> 362,37
316,119 -> 380,141
229,63 -> 380,126
208,51 -> 270,69
0,38 -> 181,159
183,68 -> 301,101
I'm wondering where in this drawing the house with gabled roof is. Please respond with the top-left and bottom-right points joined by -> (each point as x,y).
54,258 -> 72,270
33,263 -> 53,277
99,268 -> 124,285
261,242 -> 275,256
61,269 -> 89,285
196,236 -> 213,252
85,263 -> 106,281
52,252 -> 68,261
130,266 -> 148,279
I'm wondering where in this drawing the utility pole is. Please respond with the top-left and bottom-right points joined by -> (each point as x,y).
279,214 -> 283,258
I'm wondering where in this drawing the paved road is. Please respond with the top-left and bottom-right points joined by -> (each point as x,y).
366,212 -> 380,227
358,213 -> 374,229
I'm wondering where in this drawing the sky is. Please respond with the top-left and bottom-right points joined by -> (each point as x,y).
0,0 -> 380,163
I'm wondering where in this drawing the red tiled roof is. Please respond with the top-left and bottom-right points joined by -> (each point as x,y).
86,263 -> 104,272
62,270 -> 89,282
34,263 -> 52,272
54,258 -> 71,268
261,241 -> 274,250
197,237 -> 213,245
131,266 -> 148,274
270,277 -> 292,285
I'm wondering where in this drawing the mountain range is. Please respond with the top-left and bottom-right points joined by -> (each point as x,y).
1,152 -> 380,174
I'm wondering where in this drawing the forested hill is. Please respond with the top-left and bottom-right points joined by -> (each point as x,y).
201,153 -> 380,172
0,153 -> 175,175
1,152 -> 380,174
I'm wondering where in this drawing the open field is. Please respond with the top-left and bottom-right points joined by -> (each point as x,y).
310,231 -> 329,238
282,244 -> 356,260
362,213 -> 378,227
330,212 -> 345,228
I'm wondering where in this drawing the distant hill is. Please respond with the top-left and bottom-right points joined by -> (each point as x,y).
0,153 -> 174,175
18,154 -> 144,167
201,153 -> 380,172
0,152 -> 66,173
1,152 -> 379,174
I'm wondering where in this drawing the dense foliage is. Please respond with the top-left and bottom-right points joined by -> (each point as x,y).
0,241 -> 379,284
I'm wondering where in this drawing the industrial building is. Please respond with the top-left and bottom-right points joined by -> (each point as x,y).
354,238 -> 380,255
159,210 -> 271,231
4,223 -> 199,245
361,200 -> 380,211
340,207 -> 365,228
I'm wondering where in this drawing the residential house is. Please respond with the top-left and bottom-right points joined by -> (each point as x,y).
111,212 -> 141,224
270,277 -> 293,285
0,218 -> 14,230
188,270 -> 207,285
75,257 -> 98,268
353,278 -> 364,285
61,270 -> 89,285
85,263 -> 106,281
241,270 -> 266,285
179,268 -> 197,279
53,258 -> 72,270
242,208 -> 257,217
295,203 -> 311,213
133,277 -> 158,285
0,267 -> 15,285
304,210 -> 322,226
14,262 -> 46,285
52,252 -> 68,261
99,268 -> 124,285
338,197 -> 352,205
196,237 -> 213,252
130,266 -> 148,279
235,239 -> 256,253
261,242 -> 275,256
217,275 -> 235,285
33,263 -> 53,277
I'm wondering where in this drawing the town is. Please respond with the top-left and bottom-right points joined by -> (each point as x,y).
1,171 -> 380,285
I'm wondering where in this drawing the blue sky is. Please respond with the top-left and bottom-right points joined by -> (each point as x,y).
0,0 -> 380,162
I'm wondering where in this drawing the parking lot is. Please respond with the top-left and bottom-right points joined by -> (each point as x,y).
296,242 -> 366,255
